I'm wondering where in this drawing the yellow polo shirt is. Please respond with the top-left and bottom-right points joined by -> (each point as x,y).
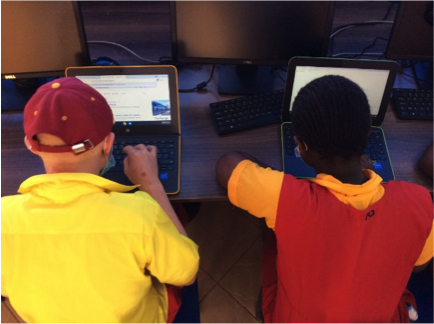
1,173 -> 199,323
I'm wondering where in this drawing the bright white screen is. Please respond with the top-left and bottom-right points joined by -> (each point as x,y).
289,66 -> 390,116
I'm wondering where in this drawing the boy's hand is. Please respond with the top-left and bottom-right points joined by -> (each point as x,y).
361,155 -> 374,170
123,144 -> 163,192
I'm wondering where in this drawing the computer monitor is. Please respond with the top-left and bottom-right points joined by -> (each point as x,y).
385,1 -> 433,62
1,1 -> 90,80
170,1 -> 335,95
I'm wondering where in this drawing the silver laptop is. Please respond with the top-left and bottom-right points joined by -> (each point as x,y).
281,57 -> 398,182
66,65 -> 181,194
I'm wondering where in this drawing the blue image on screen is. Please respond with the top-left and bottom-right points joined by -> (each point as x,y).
152,100 -> 171,116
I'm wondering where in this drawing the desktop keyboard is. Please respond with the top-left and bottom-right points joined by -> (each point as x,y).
392,88 -> 433,120
209,89 -> 284,134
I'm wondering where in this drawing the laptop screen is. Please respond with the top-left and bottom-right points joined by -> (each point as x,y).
282,57 -> 398,127
289,66 -> 390,117
76,74 -> 172,126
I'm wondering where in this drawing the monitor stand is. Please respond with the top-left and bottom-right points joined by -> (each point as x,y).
217,65 -> 274,95
412,61 -> 433,90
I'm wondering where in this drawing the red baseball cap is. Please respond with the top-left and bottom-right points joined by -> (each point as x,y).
24,77 -> 114,155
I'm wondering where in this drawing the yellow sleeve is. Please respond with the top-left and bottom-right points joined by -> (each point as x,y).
415,219 -> 434,266
144,202 -> 199,286
228,160 -> 284,230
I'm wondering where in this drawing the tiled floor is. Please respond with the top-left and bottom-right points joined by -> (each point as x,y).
186,201 -> 266,323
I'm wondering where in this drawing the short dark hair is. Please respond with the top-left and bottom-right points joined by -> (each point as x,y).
292,75 -> 371,160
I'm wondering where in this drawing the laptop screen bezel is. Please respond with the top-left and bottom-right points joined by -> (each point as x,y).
281,57 -> 398,127
65,65 -> 181,135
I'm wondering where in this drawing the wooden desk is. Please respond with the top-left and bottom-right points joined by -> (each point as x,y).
1,65 -> 433,201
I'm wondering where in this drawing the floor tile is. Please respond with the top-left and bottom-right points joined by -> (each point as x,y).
199,285 -> 259,323
196,268 -> 217,302
219,237 -> 263,317
236,207 -> 264,228
186,202 -> 262,282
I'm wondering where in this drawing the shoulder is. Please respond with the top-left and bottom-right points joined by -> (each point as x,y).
382,180 -> 433,224
105,190 -> 166,223
383,180 -> 432,201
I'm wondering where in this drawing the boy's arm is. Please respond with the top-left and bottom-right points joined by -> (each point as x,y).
123,144 -> 196,285
216,151 -> 271,188
123,144 -> 187,237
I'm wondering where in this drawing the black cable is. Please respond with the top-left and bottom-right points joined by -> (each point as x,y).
272,66 -> 287,83
410,63 -> 422,89
179,64 -> 216,93
345,36 -> 389,59
400,63 -> 433,85
382,2 -> 397,20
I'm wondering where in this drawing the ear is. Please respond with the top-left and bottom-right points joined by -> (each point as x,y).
24,136 -> 40,155
102,132 -> 115,155
293,136 -> 308,155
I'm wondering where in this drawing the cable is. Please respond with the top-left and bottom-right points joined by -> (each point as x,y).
331,52 -> 386,58
272,66 -> 287,83
399,62 -> 433,85
333,36 -> 389,59
87,40 -> 160,64
330,20 -> 393,39
382,2 -> 397,20
179,64 -> 216,92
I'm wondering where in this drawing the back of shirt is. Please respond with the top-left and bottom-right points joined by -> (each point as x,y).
273,177 -> 433,322
1,174 -> 199,323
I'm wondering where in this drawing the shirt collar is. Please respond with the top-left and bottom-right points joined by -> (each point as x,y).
309,170 -> 385,210
19,173 -> 139,196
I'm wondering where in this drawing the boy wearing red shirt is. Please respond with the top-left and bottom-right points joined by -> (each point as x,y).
216,75 -> 433,322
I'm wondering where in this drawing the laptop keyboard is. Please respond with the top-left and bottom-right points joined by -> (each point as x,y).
393,88 -> 433,120
112,140 -> 176,172
209,89 -> 284,134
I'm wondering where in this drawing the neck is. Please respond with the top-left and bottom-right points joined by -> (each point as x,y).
314,156 -> 369,185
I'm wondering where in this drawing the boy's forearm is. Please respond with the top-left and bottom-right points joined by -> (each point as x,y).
216,151 -> 271,189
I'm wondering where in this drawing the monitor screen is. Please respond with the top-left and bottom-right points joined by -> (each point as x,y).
1,1 -> 90,80
385,1 -> 433,61
171,1 -> 335,94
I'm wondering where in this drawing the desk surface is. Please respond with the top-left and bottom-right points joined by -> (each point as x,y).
1,65 -> 433,201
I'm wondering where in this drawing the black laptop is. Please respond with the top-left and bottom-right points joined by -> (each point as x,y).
66,65 -> 181,194
281,57 -> 398,182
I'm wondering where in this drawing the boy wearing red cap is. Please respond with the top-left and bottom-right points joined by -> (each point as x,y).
216,75 -> 433,322
1,77 -> 199,323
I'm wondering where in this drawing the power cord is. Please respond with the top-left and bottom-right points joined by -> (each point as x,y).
179,64 -> 216,92
87,40 -> 160,64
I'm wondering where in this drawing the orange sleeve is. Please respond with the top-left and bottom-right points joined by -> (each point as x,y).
228,160 -> 284,230
415,219 -> 434,266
